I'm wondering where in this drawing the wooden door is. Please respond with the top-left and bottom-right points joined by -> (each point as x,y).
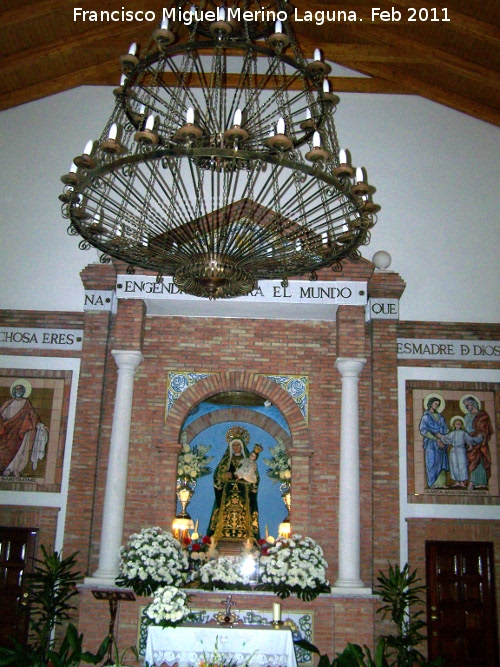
0,527 -> 38,648
426,541 -> 499,667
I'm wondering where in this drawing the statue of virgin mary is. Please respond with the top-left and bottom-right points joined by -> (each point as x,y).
206,426 -> 260,543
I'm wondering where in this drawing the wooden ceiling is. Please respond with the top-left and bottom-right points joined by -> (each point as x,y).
1,0 -> 499,125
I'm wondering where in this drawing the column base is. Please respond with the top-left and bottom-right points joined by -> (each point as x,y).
84,573 -> 119,588
331,584 -> 373,597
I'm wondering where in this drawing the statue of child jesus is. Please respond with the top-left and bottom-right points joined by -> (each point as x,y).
235,445 -> 263,484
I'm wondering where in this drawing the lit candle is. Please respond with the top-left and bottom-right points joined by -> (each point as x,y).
275,19 -> 282,33
339,149 -> 347,164
108,123 -> 118,140
234,109 -> 242,127
145,114 -> 155,131
128,42 -> 137,56
83,140 -> 94,156
273,602 -> 282,622
186,107 -> 195,124
313,131 -> 321,148
356,167 -> 364,182
314,48 -> 321,61
276,117 -> 285,135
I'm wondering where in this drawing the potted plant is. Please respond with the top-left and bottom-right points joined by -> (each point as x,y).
0,545 -> 108,667
294,563 -> 446,667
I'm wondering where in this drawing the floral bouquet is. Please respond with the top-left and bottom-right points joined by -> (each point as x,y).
177,443 -> 213,481
144,585 -> 192,628
198,556 -> 252,590
263,441 -> 291,484
116,526 -> 189,596
258,534 -> 330,601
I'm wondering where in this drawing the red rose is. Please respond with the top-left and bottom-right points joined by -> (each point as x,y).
201,535 -> 211,545
183,537 -> 192,546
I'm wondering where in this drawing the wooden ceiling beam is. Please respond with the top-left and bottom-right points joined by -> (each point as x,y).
0,0 -> 65,28
307,1 -> 500,45
333,60 -> 500,126
388,0 -> 500,44
0,59 -> 119,112
0,23 -> 138,83
354,23 -> 500,89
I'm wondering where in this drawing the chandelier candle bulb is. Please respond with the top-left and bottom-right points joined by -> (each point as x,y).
108,123 -> 118,141
275,19 -> 282,32
277,117 -> 286,135
218,7 -> 225,21
83,140 -> 94,156
339,149 -> 347,164
234,109 -> 242,127
314,48 -> 321,61
356,167 -> 364,182
145,115 -> 155,131
313,131 -> 321,147
69,163 -> 77,173
128,42 -> 137,56
323,79 -> 330,93
186,107 -> 195,125
161,18 -> 169,30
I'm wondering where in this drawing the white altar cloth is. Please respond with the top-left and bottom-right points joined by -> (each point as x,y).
145,624 -> 298,667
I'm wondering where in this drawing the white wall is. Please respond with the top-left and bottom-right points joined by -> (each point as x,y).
0,86 -> 498,322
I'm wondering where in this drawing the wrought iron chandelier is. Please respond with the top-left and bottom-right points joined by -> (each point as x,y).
60,0 -> 379,299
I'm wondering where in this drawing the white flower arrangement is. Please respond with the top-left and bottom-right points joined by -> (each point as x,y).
177,443 -> 213,480
263,441 -> 291,484
198,556 -> 252,590
116,526 -> 189,596
144,585 -> 192,627
258,534 -> 330,601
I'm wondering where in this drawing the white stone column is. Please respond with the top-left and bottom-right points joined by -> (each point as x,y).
333,357 -> 370,593
86,350 -> 143,586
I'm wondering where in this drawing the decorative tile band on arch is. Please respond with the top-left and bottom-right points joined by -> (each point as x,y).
166,371 -> 309,423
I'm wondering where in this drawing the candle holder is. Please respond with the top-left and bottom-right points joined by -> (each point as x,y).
271,620 -> 284,629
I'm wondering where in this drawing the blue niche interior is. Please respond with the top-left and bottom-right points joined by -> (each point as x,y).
177,396 -> 291,540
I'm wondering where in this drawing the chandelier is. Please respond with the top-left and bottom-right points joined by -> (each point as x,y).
60,0 -> 379,299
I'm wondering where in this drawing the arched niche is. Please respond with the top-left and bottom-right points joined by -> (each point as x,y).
177,393 -> 292,539
167,370 -> 311,536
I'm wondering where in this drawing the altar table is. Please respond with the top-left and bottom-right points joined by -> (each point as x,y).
145,623 -> 299,667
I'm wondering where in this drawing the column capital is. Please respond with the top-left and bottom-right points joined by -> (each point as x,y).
111,349 -> 143,371
335,357 -> 367,378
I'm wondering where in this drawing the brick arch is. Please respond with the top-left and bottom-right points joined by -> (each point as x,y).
183,406 -> 291,445
166,371 -> 309,450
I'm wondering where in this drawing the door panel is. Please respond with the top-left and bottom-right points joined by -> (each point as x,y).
426,541 -> 499,667
0,527 -> 38,648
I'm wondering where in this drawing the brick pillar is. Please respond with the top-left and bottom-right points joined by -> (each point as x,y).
368,269 -> 406,577
288,447 -> 313,535
64,263 -> 116,573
